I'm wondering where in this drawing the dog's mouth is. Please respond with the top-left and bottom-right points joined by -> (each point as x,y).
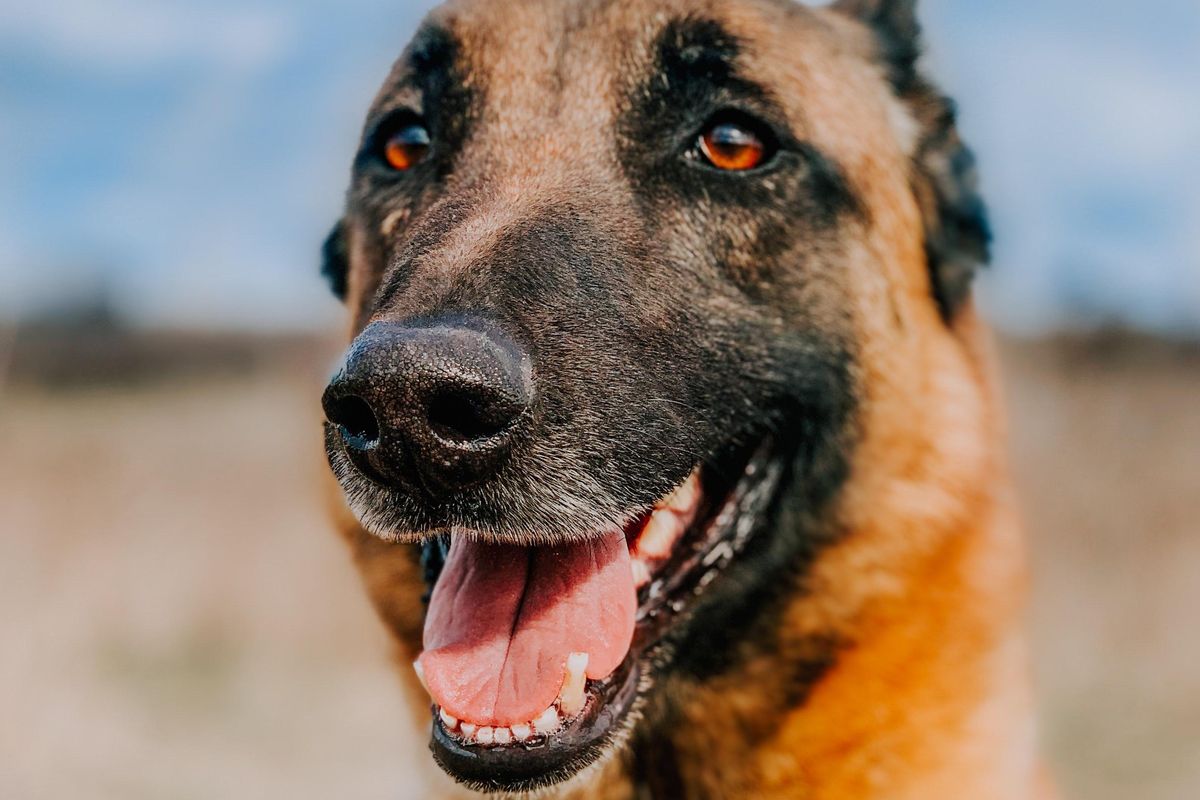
410,437 -> 789,792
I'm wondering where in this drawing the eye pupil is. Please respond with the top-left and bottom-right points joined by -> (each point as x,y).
383,123 -> 430,171
699,122 -> 766,171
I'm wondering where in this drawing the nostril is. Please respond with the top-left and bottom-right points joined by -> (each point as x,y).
327,394 -> 381,448
426,389 -> 514,443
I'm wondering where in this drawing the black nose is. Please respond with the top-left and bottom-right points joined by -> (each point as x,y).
322,318 -> 534,497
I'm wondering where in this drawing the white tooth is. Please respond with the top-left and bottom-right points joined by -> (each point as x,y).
635,510 -> 681,560
558,652 -> 589,717
475,726 -> 495,745
459,721 -> 476,737
533,706 -> 561,734
493,726 -> 513,745
631,558 -> 652,588
412,660 -> 429,694
439,708 -> 458,730
664,470 -> 701,514
510,723 -> 532,742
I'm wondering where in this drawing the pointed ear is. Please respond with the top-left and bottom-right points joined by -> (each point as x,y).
833,0 -> 921,88
321,219 -> 349,301
909,99 -> 991,317
833,0 -> 990,320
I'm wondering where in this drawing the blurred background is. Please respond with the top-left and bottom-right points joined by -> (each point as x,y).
0,1 -> 1196,798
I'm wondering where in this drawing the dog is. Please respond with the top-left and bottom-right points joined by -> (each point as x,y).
318,0 -> 1054,796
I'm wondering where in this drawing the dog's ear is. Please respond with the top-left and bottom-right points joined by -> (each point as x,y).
321,219 -> 349,301
833,0 -> 921,87
907,97 -> 991,319
833,0 -> 991,319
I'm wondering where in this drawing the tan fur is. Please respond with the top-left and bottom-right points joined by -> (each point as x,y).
327,1 -> 1052,796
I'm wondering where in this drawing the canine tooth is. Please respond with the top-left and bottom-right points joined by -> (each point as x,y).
663,471 -> 701,515
558,652 -> 589,717
510,723 -> 532,742
475,726 -> 495,745
459,721 -> 476,737
635,510 -> 682,560
439,708 -> 458,730
412,660 -> 429,694
493,726 -> 513,745
631,558 -> 652,588
533,706 -> 561,734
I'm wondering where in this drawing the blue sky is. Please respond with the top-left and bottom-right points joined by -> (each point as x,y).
1,0 -> 1197,334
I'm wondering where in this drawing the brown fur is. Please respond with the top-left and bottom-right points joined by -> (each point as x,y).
324,1 -> 1052,796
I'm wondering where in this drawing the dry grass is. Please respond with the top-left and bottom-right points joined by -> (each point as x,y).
1003,336 -> 1200,800
0,331 -> 1196,799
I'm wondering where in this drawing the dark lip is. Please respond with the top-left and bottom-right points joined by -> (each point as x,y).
429,660 -> 642,792
421,437 -> 789,792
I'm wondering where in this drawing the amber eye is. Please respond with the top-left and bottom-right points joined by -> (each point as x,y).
698,121 -> 767,171
382,123 -> 430,171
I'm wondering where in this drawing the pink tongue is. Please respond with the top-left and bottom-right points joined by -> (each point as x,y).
419,532 -> 636,727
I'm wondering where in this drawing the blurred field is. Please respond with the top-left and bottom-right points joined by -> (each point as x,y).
1,326 -> 1197,799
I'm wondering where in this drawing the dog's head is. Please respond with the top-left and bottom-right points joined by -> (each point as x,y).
321,0 -> 988,791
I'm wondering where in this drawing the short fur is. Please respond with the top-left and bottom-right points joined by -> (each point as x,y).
320,1 -> 1053,797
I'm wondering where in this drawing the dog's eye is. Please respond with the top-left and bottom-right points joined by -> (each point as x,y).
382,123 -> 430,171
697,120 -> 768,171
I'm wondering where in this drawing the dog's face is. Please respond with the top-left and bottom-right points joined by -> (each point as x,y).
321,0 -> 987,792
